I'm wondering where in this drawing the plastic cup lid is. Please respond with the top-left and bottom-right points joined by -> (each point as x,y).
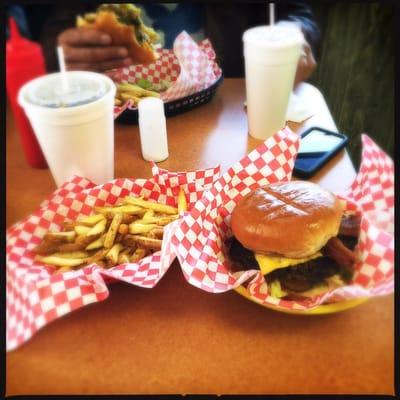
243,25 -> 304,49
26,72 -> 107,108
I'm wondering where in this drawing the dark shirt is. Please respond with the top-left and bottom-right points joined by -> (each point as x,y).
19,2 -> 320,77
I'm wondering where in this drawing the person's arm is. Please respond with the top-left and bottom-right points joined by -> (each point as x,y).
276,0 -> 321,59
204,1 -> 320,84
24,4 -> 131,72
276,1 -> 320,86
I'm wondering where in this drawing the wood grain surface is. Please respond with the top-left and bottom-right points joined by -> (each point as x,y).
310,2 -> 394,169
6,79 -> 394,395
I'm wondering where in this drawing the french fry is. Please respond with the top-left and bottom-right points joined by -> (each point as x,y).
83,248 -> 108,266
117,249 -> 131,264
35,255 -> 86,268
132,215 -> 178,226
36,194 -> 173,272
33,241 -> 60,255
116,233 -> 124,243
105,217 -> 113,232
119,92 -> 142,105
104,213 -> 123,249
57,242 -> 86,252
124,197 -> 178,215
121,235 -> 138,250
75,233 -> 102,247
95,205 -> 146,216
118,247 -> 131,257
178,188 -> 188,213
156,216 -> 179,225
118,224 -> 129,235
52,251 -> 89,259
118,254 -> 131,264
44,230 -> 76,243
105,243 -> 123,265
148,227 -> 164,239
104,212 -> 114,221
96,260 -> 107,268
117,82 -> 160,98
128,235 -> 162,250
63,221 -> 75,231
104,259 -> 115,269
130,247 -> 147,262
85,234 -> 105,250
121,214 -> 137,224
129,223 -> 158,235
143,209 -> 154,220
86,219 -> 107,236
77,213 -> 105,227
74,225 -> 92,236
114,98 -> 123,106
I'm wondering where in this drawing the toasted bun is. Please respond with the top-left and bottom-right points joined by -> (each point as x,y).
231,181 -> 343,258
78,11 -> 158,65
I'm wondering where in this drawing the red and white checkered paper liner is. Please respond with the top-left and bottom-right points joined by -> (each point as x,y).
172,130 -> 394,312
6,132 -> 394,350
109,31 -> 222,119
6,163 -> 221,351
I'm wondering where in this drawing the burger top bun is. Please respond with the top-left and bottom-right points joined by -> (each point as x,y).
231,181 -> 343,258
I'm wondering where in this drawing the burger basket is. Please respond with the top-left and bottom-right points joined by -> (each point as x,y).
172,129 -> 394,313
109,31 -> 223,124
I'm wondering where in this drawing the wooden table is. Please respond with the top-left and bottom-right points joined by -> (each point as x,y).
6,79 -> 394,395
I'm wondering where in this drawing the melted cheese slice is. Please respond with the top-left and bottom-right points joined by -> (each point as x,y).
255,252 -> 322,276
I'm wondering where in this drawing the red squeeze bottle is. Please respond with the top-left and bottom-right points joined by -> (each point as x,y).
6,17 -> 48,168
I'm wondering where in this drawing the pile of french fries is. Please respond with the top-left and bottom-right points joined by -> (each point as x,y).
114,82 -> 160,107
34,190 -> 188,274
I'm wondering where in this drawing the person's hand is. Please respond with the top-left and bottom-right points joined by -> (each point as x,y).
294,40 -> 317,87
58,28 -> 133,72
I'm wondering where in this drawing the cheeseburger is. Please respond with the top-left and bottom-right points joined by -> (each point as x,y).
227,181 -> 360,299
77,4 -> 159,65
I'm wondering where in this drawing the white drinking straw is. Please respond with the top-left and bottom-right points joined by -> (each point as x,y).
269,3 -> 275,26
57,45 -> 69,92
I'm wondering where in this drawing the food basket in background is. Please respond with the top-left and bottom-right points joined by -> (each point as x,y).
109,31 -> 223,124
116,75 -> 223,124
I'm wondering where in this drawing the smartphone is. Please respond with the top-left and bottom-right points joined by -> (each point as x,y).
293,127 -> 349,179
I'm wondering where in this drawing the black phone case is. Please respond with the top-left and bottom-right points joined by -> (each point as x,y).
293,127 -> 349,179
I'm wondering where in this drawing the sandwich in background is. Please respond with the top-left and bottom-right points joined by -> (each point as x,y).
77,3 -> 159,65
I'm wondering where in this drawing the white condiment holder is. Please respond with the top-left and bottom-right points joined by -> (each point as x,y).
138,98 -> 169,162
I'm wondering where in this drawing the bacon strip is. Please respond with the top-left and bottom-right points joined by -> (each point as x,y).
323,237 -> 356,269
339,214 -> 361,237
